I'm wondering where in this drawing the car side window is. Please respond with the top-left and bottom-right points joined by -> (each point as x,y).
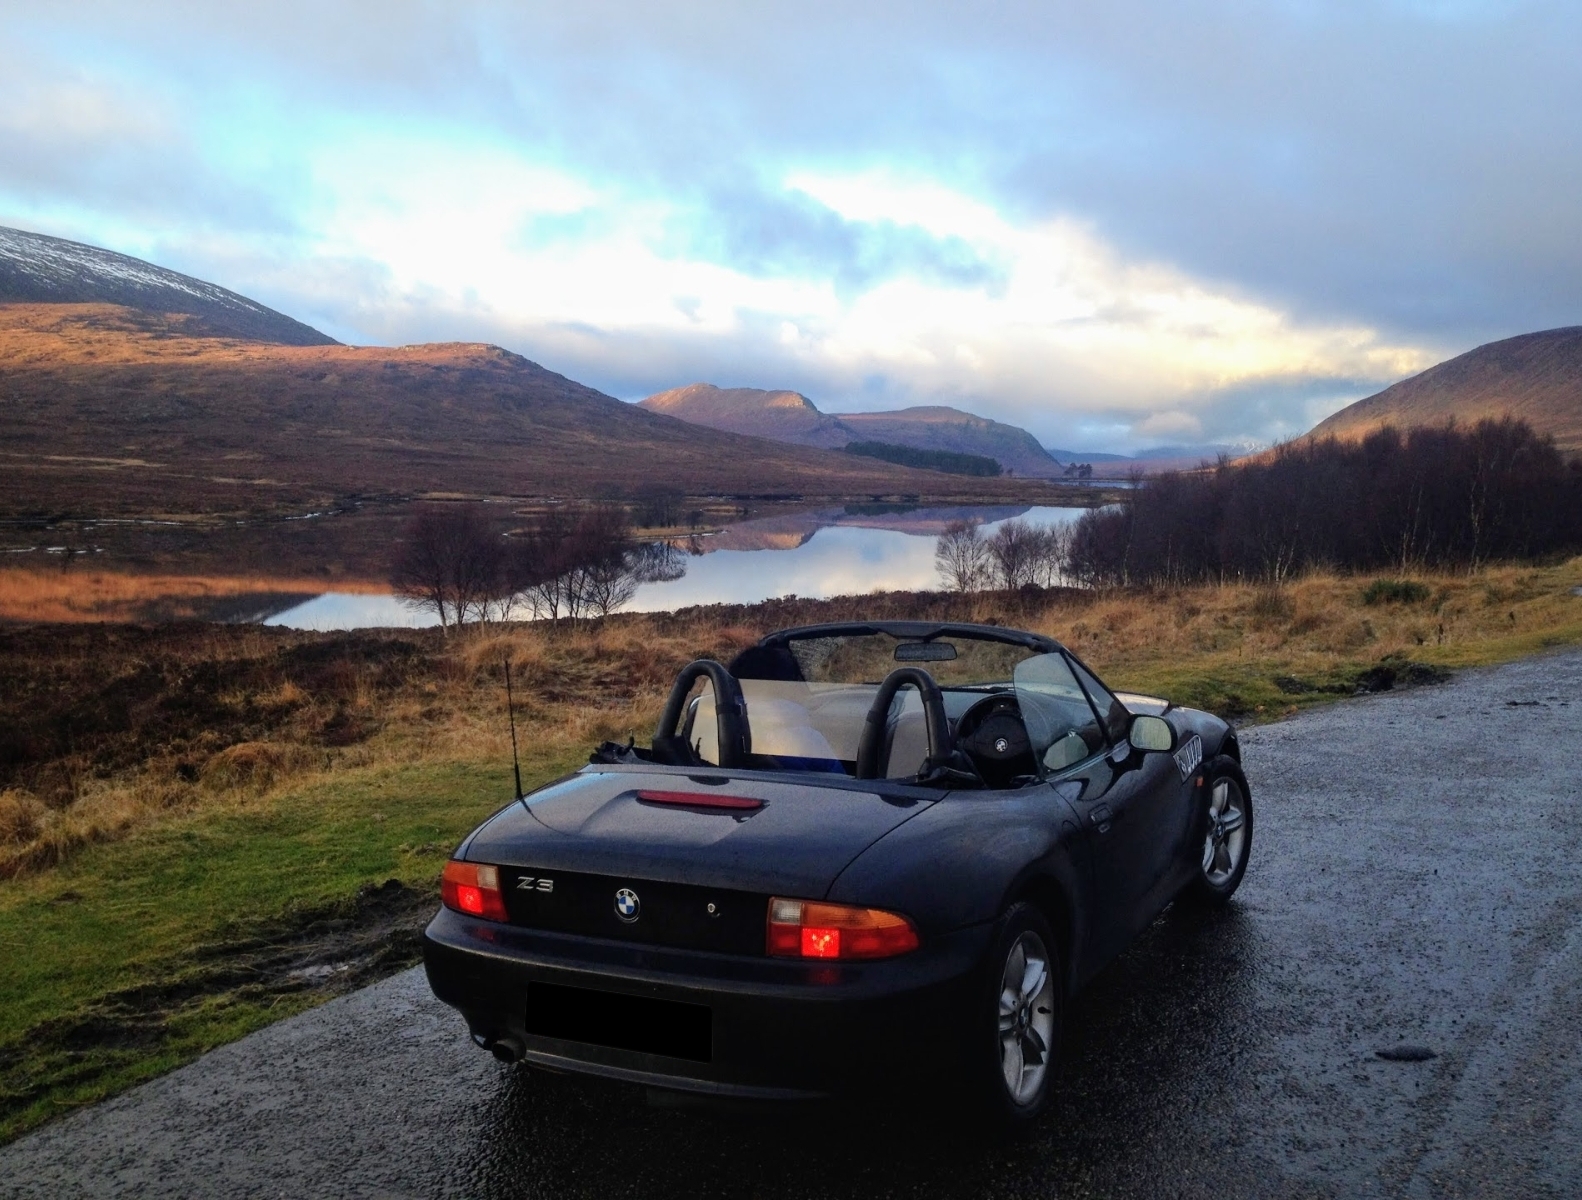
1069,658 -> 1130,746
1012,653 -> 1108,775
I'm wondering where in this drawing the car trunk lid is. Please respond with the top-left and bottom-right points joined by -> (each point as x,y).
467,767 -> 934,894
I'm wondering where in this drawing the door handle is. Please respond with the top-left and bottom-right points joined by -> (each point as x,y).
1090,803 -> 1114,833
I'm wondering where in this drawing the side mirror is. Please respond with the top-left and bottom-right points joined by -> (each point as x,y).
1128,714 -> 1174,753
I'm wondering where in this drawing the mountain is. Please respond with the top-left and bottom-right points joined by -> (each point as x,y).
638,384 -> 1065,477
640,384 -> 851,447
0,305 -> 1058,518
1307,326 -> 1582,455
836,407 -> 1062,477
1040,443 -> 1255,478
0,225 -> 337,347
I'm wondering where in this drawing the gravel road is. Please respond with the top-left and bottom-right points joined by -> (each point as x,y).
4,649 -> 1581,1199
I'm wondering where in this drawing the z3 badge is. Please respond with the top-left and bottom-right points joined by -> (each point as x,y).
1173,734 -> 1203,781
515,876 -> 554,893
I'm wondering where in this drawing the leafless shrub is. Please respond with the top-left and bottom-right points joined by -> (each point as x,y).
199,742 -> 318,792
0,789 -> 46,845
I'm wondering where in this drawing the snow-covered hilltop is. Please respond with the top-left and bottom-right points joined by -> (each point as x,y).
0,225 -> 336,346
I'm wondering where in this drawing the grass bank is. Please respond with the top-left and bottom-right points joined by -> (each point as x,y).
2,559 -> 1580,1140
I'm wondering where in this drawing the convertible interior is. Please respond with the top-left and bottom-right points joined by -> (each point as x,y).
597,626 -> 1129,791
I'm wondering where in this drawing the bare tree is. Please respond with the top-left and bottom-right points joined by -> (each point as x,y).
987,518 -> 1041,589
1028,522 -> 1074,588
564,507 -> 636,619
518,505 -> 646,623
516,507 -> 577,622
1064,418 -> 1582,586
935,520 -> 989,592
390,504 -> 505,629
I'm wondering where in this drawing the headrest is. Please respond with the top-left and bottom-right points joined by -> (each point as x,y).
727,645 -> 805,682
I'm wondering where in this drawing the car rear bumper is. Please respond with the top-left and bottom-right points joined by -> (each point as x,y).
422,907 -> 993,1099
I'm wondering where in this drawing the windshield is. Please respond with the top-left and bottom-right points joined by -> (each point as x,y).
1013,652 -> 1111,775
782,632 -> 1037,688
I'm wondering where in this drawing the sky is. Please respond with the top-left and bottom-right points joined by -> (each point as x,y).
2,1 -> 1579,453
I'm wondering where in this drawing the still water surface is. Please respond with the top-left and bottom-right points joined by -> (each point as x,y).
265,505 -> 1087,631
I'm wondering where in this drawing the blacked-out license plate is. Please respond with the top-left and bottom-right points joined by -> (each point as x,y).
525,982 -> 712,1063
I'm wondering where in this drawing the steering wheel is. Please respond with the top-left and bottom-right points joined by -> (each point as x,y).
956,695 -> 1034,786
854,667 -> 953,780
652,659 -> 750,768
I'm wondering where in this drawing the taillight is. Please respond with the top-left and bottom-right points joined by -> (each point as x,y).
766,897 -> 920,960
442,861 -> 509,922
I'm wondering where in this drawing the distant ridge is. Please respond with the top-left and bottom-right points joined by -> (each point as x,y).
1307,326 -> 1582,455
640,383 -> 850,447
0,225 -> 337,346
640,384 -> 1065,477
0,305 -> 1058,517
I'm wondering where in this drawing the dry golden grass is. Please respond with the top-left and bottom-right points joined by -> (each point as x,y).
0,568 -> 389,623
1039,562 -> 1582,710
3,558 -> 1579,879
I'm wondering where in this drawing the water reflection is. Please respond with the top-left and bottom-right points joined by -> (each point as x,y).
262,592 -> 444,630
262,505 -> 1088,631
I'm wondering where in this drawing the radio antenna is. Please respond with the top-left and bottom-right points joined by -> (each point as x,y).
504,659 -> 524,801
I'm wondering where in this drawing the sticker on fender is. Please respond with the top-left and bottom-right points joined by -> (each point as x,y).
1174,734 -> 1203,780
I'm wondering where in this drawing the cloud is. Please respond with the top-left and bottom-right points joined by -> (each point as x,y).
266,155 -> 1428,446
2,0 -> 1579,450
1135,411 -> 1203,441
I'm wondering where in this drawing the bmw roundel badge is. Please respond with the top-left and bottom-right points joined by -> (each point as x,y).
614,887 -> 641,923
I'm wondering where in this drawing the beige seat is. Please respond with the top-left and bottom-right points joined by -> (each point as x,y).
692,688 -> 840,766
883,691 -> 931,778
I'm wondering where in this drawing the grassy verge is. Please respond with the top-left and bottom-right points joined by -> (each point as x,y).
2,558 -> 1580,1140
0,754 -> 582,1141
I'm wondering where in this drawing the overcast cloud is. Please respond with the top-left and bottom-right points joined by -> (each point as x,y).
2,1 -> 1578,451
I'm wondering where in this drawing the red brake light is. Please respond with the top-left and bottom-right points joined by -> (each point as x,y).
766,897 -> 919,960
636,790 -> 764,812
442,861 -> 509,922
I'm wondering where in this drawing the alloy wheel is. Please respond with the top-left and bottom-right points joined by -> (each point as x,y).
1202,776 -> 1248,887
997,930 -> 1057,1105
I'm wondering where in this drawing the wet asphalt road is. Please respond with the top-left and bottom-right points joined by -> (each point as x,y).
4,649 -> 1581,1199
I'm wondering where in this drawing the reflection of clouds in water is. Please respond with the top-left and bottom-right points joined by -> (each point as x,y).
266,593 -> 440,631
628,526 -> 936,611
628,506 -> 1086,612
264,506 -> 1090,629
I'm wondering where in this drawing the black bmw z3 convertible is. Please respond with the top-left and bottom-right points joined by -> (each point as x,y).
423,620 -> 1252,1123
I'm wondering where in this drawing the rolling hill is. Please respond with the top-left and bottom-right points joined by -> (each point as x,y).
640,383 -> 1066,477
0,304 -> 1064,518
1307,326 -> 1582,455
0,228 -> 1089,522
0,225 -> 336,347
635,384 -> 851,447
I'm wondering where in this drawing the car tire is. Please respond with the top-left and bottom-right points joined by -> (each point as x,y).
1180,755 -> 1253,906
973,902 -> 1062,1128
